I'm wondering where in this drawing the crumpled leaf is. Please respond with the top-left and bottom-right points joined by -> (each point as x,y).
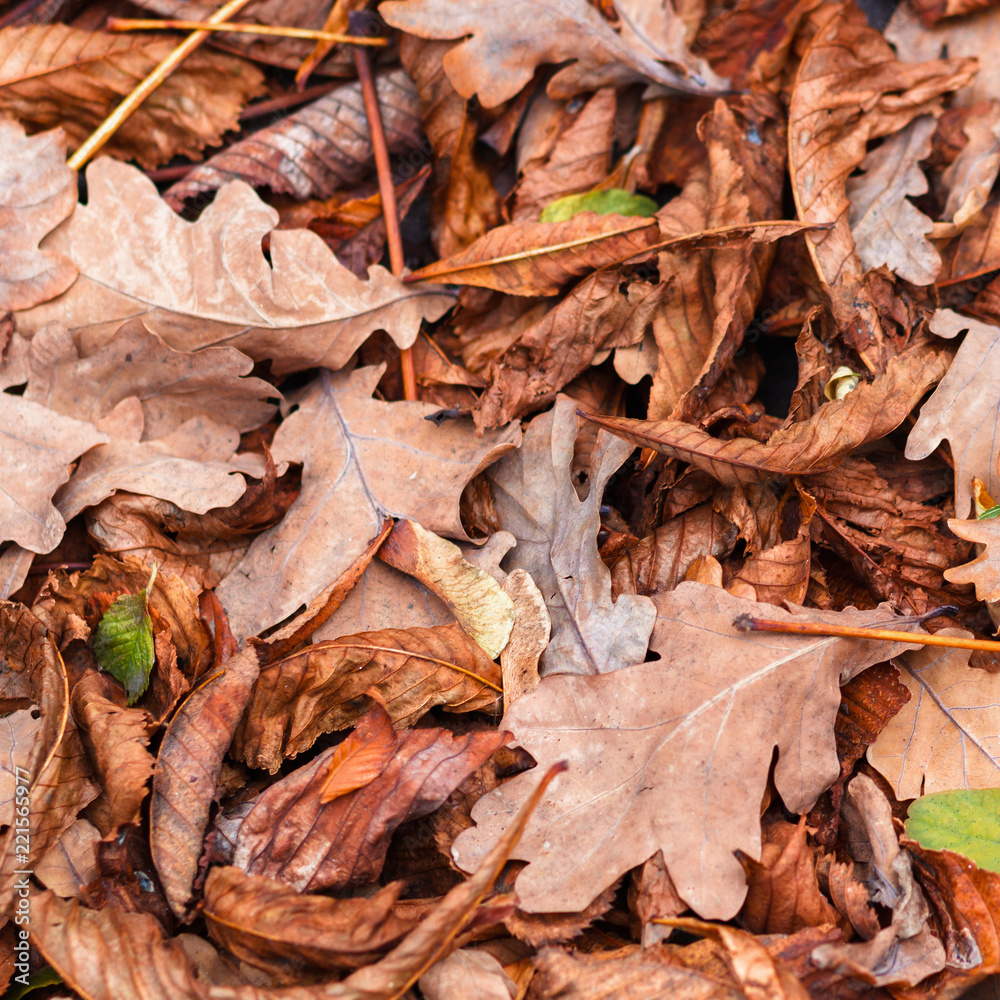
165,69 -> 422,205
14,159 -> 454,375
232,724 -> 508,893
0,392 -> 106,552
788,1 -> 974,357
452,583 -> 922,919
232,622 -> 502,773
906,789 -> 1000,874
0,120 -> 76,311
379,0 -> 725,108
907,309 -> 1000,518
215,366 -> 518,640
22,319 -> 277,439
0,25 -> 265,169
378,519 -> 515,659
483,396 -> 655,675
585,339 -> 949,486
868,637 -> 1000,798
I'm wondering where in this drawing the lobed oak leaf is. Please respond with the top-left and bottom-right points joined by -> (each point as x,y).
165,69 -> 422,205
0,25 -> 265,169
907,310 -> 1000,518
14,159 -> 454,375
452,583 -> 923,919
379,0 -> 724,108
214,366 -> 519,640
0,119 -> 76,311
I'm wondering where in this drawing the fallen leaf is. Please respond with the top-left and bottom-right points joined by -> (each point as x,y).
203,866 -> 417,976
23,319 -> 277,439
906,309 -> 1000,518
232,725 -> 508,892
214,366 -> 518,640
846,116 -> 941,286
941,103 -> 1000,229
452,583 -> 922,919
319,702 -> 399,804
232,622 -> 502,773
541,188 -> 657,223
868,636 -> 1000,798
34,817 -> 100,898
907,790 -> 1000,873
0,120 -> 76,311
378,519 -> 515,659
0,24 -> 265,168
379,0 -> 724,108
14,159 -> 454,375
945,517 -> 1000,603
585,339 -> 949,486
483,396 -> 655,675
165,69 -> 422,205
501,569 -> 550,712
420,948 -> 516,1000
0,392 -> 106,552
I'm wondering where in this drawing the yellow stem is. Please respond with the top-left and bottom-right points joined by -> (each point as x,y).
105,17 -> 389,46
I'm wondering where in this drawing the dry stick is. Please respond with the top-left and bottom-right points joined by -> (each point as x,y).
734,614 -> 1000,653
350,19 -> 418,402
67,0 -> 256,170
105,17 -> 389,46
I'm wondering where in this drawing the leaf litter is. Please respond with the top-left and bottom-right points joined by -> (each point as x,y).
8,0 -> 1000,997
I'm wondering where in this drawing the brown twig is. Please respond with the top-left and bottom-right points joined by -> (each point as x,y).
105,16 -> 389,45
68,0 -> 256,170
734,614 -> 1000,652
349,14 -> 417,402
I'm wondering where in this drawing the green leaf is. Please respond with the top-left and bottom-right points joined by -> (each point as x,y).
93,586 -> 155,705
978,504 -> 1000,520
905,789 -> 1000,873
539,188 -> 658,223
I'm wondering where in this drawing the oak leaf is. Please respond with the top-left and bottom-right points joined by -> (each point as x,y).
214,366 -> 518,640
0,120 -> 76,311
452,583 -> 922,919
14,159 -> 454,375
483,396 -> 655,675
0,25 -> 265,169
379,0 -> 724,108
906,309 -> 1000,518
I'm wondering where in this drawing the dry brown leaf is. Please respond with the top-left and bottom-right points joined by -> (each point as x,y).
788,2 -> 975,357
0,25 -> 265,169
501,569 -> 550,712
0,120 -> 76,312
408,212 -> 658,295
452,583 -> 923,919
319,702 -> 399,804
14,159 -> 454,374
420,949 -> 516,1000
34,817 -> 100,898
23,320 -> 277,439
846,116 -> 941,286
941,103 -> 1000,229
868,637 -> 1000,798
379,0 -> 724,109
836,662 -> 913,778
214,366 -> 518,640
232,725 -> 508,893
906,310 -> 1000,518
946,517 -> 1000,604
232,622 -> 502,773
149,644 -> 261,919
483,396 -> 655,675
165,69 -> 422,205
378,519 -> 515,659
203,866 -> 417,978
585,340 -> 949,486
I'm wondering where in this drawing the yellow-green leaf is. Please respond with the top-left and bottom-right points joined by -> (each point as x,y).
92,589 -> 154,705
905,789 -> 1000,873
540,188 -> 657,223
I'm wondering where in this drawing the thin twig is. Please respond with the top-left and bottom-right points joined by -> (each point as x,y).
350,15 -> 417,402
105,17 -> 389,46
734,614 -> 1000,653
68,0 -> 256,170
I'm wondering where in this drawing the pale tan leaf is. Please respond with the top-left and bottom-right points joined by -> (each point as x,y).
868,637 -> 1000,798
945,518 -> 1000,602
378,519 -> 514,659
500,569 -> 549,712
0,25 -> 265,169
452,583 -> 922,919
215,366 -> 518,641
34,818 -> 100,898
942,102 -> 1000,228
420,949 -> 516,1000
14,159 -> 454,375
0,120 -> 76,311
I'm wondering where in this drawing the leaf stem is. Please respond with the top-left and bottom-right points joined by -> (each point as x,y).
733,615 -> 1000,652
105,17 -> 390,46
67,0 -> 256,170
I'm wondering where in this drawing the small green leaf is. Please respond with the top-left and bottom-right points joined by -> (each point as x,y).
978,505 -> 1000,521
905,789 -> 1000,873
539,188 -> 658,223
93,583 -> 155,706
